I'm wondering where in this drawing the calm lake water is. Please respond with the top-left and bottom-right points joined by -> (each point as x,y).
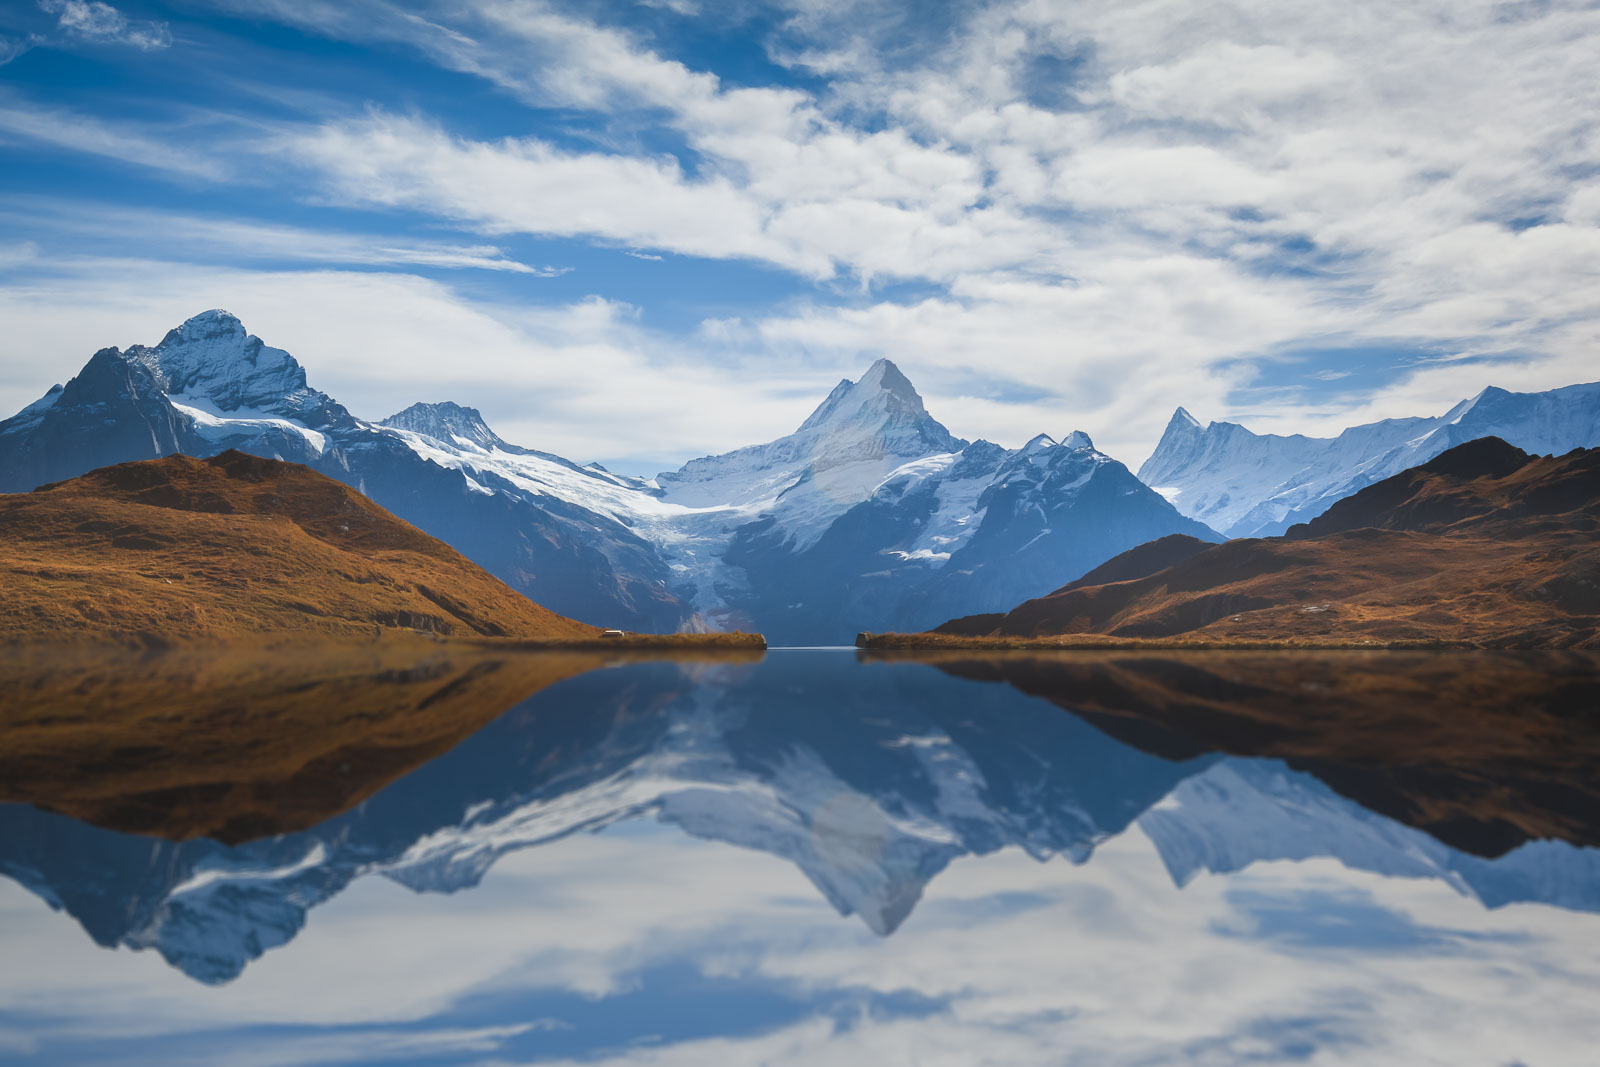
2,648 -> 1598,1066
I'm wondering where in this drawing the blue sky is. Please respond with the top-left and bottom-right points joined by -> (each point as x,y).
1,0 -> 1597,472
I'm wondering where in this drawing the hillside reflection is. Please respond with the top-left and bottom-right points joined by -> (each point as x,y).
1,648 -> 1596,989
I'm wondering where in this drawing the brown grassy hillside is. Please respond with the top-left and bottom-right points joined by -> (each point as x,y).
0,450 -> 599,642
906,438 -> 1600,649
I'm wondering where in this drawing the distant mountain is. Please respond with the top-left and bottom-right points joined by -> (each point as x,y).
1138,381 -> 1600,536
935,437 -> 1600,648
0,450 -> 596,643
0,311 -> 1216,641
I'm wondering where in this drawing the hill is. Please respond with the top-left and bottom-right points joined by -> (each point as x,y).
0,450 -> 599,643
893,437 -> 1600,648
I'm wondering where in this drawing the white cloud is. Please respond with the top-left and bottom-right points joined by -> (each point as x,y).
6,0 -> 1600,461
0,35 -> 38,65
39,0 -> 171,50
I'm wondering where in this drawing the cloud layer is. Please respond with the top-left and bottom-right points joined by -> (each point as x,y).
0,0 -> 1596,467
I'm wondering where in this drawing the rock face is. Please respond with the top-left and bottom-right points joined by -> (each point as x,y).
1,312 -> 1217,640
1138,382 -> 1600,537
0,450 -> 596,642
941,437 -> 1600,648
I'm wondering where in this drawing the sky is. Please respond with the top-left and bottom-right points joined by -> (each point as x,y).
0,0 -> 1597,473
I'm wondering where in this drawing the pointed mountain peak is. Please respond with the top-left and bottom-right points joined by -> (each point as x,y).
1062,430 -> 1094,451
382,402 -> 504,452
1170,406 -> 1201,430
797,358 -> 934,434
858,358 -> 920,403
1021,433 -> 1057,454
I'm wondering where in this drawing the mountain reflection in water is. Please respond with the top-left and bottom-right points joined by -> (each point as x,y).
1,648 -> 1597,1065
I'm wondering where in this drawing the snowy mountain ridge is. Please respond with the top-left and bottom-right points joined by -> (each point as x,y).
1139,381 -> 1600,537
0,311 -> 1215,639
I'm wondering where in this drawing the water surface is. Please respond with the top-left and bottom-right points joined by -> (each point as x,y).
1,648 -> 1597,1065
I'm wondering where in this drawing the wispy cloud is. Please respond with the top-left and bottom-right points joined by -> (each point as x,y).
0,98 -> 229,180
0,35 -> 39,65
0,199 -> 564,274
38,0 -> 171,51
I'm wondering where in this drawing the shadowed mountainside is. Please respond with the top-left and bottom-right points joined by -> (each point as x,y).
0,450 -> 600,643
915,438 -> 1600,648
880,649 -> 1600,857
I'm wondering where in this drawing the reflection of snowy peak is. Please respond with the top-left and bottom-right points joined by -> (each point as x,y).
1138,761 -> 1600,912
0,659 -> 1201,982
6,659 -> 1598,987
0,316 -> 1215,640
1139,381 -> 1600,537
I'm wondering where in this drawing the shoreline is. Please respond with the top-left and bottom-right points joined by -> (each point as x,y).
0,629 -> 769,654
853,631 -> 1524,652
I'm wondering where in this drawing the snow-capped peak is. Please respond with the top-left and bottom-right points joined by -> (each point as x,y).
381,402 -> 504,452
797,358 -> 934,435
1021,433 -> 1057,454
658,358 -> 966,516
1062,430 -> 1095,451
128,311 -> 311,415
160,309 -> 248,346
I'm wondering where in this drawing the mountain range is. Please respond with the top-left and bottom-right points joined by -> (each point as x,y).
7,311 -> 1598,642
0,311 -> 1215,642
1139,381 -> 1600,537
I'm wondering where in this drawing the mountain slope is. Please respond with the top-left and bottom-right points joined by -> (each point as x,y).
932,438 -> 1600,648
1139,381 -> 1600,536
0,450 -> 598,642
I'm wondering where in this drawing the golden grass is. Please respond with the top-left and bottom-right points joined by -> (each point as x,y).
0,451 -> 599,643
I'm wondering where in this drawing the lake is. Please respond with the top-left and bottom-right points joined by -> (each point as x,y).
1,646 -> 1597,1065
